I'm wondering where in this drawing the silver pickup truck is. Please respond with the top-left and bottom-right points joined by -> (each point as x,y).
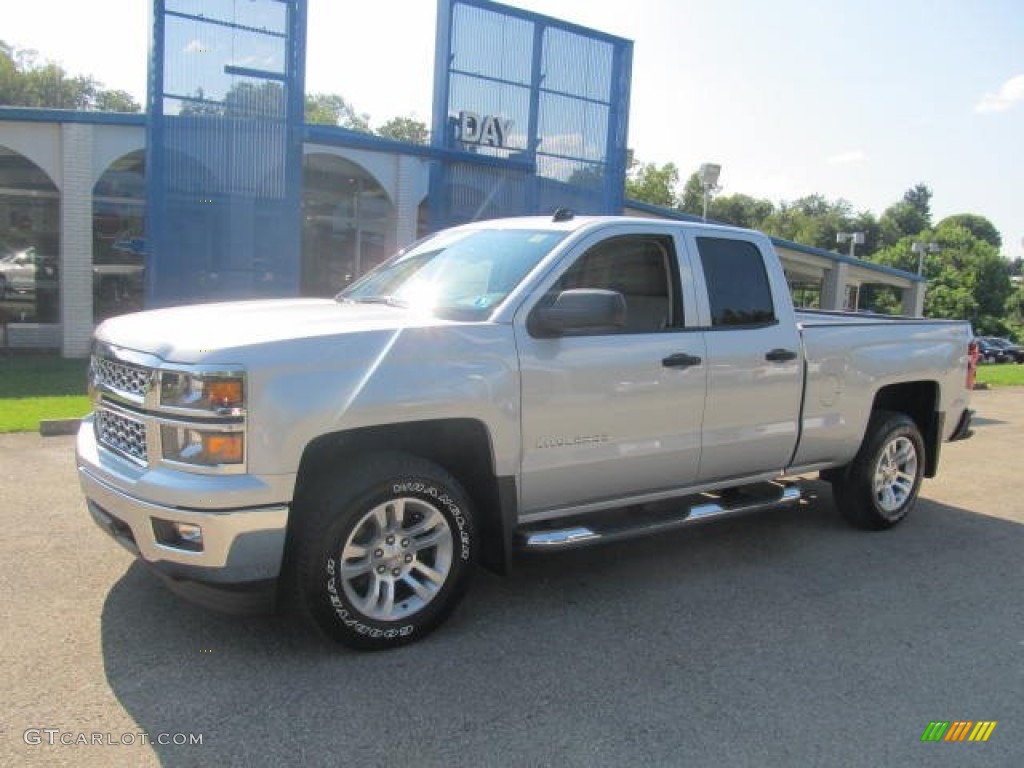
77,214 -> 975,649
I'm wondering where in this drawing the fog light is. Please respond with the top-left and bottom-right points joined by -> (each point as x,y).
152,518 -> 204,552
175,523 -> 203,544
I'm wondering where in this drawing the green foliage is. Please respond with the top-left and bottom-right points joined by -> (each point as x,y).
625,161 -> 680,208
936,213 -> 1002,248
870,221 -> 1010,328
1003,281 -> 1024,341
678,172 -> 705,216
759,194 -> 878,253
376,116 -> 429,145
878,183 -> 933,247
707,194 -> 774,229
305,92 -> 371,132
0,41 -> 140,112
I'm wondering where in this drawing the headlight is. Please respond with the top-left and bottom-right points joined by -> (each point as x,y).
160,371 -> 244,412
160,426 -> 244,466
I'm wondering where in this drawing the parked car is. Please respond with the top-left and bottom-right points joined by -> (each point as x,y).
0,247 -> 57,298
981,336 -> 1024,363
974,337 -> 1009,364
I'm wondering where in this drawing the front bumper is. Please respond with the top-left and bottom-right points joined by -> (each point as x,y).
77,419 -> 291,593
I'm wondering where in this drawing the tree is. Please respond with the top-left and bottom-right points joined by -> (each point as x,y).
878,183 -> 933,247
870,221 -> 1011,331
376,116 -> 428,144
936,213 -> 1001,249
1004,281 -> 1024,341
93,89 -> 140,113
0,40 -> 140,112
760,194 -> 876,253
903,183 -> 932,221
625,161 -> 680,208
304,92 -> 371,132
678,172 -> 705,216
707,193 -> 774,229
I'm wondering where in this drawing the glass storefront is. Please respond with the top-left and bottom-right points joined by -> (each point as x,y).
301,153 -> 395,297
0,146 -> 60,335
93,151 -> 145,323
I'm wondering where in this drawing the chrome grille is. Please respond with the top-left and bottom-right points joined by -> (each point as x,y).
93,356 -> 151,398
95,409 -> 148,463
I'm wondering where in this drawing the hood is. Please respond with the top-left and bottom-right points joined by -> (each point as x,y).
95,298 -> 447,362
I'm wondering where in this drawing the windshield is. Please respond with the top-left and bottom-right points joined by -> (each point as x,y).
337,228 -> 568,320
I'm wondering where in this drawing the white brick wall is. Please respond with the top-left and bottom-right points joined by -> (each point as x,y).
60,123 -> 94,358
395,155 -> 422,250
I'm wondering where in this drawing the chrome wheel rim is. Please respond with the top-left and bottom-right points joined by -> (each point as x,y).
872,436 -> 918,515
339,497 -> 453,622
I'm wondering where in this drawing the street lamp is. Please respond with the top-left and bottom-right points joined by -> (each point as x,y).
699,163 -> 721,222
911,241 -> 940,275
836,231 -> 865,259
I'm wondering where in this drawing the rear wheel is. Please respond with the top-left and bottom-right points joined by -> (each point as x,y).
290,452 -> 476,650
830,411 -> 925,530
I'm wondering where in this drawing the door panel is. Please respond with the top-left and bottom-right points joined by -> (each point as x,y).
515,229 -> 706,514
517,332 -> 707,513
686,233 -> 802,482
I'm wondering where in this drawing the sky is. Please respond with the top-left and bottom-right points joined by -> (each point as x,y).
4,0 -> 1023,258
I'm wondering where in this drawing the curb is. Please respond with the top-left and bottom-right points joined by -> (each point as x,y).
39,419 -> 82,437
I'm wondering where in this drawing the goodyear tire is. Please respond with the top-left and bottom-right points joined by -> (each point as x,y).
830,411 -> 925,530
292,452 -> 476,650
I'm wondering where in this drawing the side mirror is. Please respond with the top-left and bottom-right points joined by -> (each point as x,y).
529,288 -> 626,337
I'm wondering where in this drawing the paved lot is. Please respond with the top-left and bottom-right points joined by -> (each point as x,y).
1,389 -> 1022,767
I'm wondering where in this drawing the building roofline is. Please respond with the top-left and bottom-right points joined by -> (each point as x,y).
0,106 -> 146,126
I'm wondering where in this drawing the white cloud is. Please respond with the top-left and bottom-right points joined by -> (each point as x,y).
826,150 -> 867,166
975,74 -> 1024,114
184,39 -> 204,54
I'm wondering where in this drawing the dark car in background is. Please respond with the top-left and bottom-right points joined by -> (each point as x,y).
982,336 -> 1024,363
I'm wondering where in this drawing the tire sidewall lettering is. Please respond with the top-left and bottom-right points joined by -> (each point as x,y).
323,556 -> 414,639
392,479 -> 472,561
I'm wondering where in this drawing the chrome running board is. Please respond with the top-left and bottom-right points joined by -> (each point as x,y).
518,482 -> 801,551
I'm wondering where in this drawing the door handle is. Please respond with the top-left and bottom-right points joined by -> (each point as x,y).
765,348 -> 798,362
662,353 -> 702,368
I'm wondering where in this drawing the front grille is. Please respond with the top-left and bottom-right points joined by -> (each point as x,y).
93,356 -> 151,398
95,408 -> 148,463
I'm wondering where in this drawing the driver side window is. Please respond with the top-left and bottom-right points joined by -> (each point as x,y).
556,234 -> 679,334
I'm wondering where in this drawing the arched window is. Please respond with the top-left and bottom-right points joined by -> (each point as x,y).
301,153 -> 395,296
0,145 -> 60,338
93,151 -> 145,322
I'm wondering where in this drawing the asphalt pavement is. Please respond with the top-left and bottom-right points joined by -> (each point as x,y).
1,389 -> 1022,768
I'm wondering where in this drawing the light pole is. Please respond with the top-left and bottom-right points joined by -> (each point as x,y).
911,241 -> 940,275
699,163 -> 721,222
836,231 -> 865,259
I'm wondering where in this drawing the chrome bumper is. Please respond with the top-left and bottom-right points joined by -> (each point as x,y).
77,418 -> 290,586
80,467 -> 289,584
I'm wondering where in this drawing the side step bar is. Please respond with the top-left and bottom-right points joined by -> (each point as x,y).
519,482 -> 801,551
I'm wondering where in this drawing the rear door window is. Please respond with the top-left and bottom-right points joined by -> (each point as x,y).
696,237 -> 776,328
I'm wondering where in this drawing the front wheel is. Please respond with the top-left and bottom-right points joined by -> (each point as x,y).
290,452 -> 476,650
830,411 -> 925,530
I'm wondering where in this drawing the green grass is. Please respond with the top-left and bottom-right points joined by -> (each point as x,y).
976,362 -> 1024,388
0,355 -> 91,433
